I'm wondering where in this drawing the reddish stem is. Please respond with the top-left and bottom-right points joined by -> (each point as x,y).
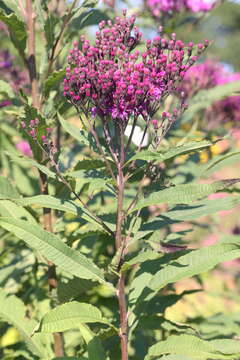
115,125 -> 128,360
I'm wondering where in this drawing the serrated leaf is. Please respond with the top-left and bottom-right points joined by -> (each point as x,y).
130,179 -> 240,213
0,217 -> 111,286
38,301 -> 111,333
11,195 -> 108,229
44,69 -> 65,96
44,13 -> 58,49
126,140 -> 213,164
0,9 -> 27,54
146,334 -> 240,359
122,251 -> 162,272
149,242 -> 240,292
57,277 -> 97,303
0,289 -> 47,358
182,81 -> 240,123
74,158 -> 105,171
140,195 -> 240,232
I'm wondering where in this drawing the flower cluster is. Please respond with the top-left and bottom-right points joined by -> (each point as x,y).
181,60 -> 240,128
64,12 -> 207,127
146,0 -> 216,18
21,118 -> 53,146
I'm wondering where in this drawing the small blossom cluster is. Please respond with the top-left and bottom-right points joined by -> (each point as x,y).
63,12 -> 207,126
146,0 -> 216,18
181,60 -> 240,128
20,118 -> 53,146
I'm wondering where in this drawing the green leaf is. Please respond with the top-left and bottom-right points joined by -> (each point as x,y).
202,151 -> 240,175
146,334 -> 240,359
74,158 -> 105,171
0,217 -> 111,286
0,0 -> 23,18
140,195 -> 240,232
79,324 -> 106,360
0,9 -> 27,54
44,69 -> 65,96
158,356 -> 194,360
130,179 -> 240,213
69,0 -> 98,23
126,140 -> 213,164
0,288 -> 48,358
182,80 -> 240,123
5,151 -> 56,179
38,301 -> 112,333
122,251 -> 163,272
0,200 -> 37,224
149,242 -> 240,292
58,113 -> 90,146
44,13 -> 58,49
57,277 -> 97,303
12,195 -> 106,228
0,79 -> 15,98
0,176 -> 20,198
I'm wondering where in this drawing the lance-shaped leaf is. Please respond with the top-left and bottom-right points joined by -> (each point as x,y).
130,179 -> 240,213
38,301 -> 112,333
5,151 -> 56,179
11,195 -> 115,231
149,242 -> 240,292
44,69 -> 65,96
181,80 -> 240,123
0,217 -> 111,286
0,9 -> 27,54
0,200 -> 37,224
58,113 -> 90,146
138,195 -> 240,234
0,289 -> 49,358
126,140 -> 213,164
146,334 -> 240,359
201,151 -> 240,176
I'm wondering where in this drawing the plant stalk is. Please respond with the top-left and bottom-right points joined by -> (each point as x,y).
25,1 -> 64,356
39,173 -> 64,357
115,125 -> 128,360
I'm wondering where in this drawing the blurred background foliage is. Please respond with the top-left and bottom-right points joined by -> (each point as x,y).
0,0 -> 240,359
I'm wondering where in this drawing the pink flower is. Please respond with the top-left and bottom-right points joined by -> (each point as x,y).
16,141 -> 32,157
181,60 -> 240,128
146,0 -> 216,18
64,12 -> 206,126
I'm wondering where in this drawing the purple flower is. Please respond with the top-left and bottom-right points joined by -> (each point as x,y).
181,60 -> 240,128
146,0 -> 216,18
64,13 -> 206,126
16,141 -> 32,157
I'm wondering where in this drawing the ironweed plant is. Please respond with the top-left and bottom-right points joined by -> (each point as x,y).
1,1 -> 240,360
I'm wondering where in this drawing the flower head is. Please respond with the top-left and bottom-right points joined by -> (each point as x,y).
181,60 -> 240,128
146,0 -> 216,18
64,12 -> 206,127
